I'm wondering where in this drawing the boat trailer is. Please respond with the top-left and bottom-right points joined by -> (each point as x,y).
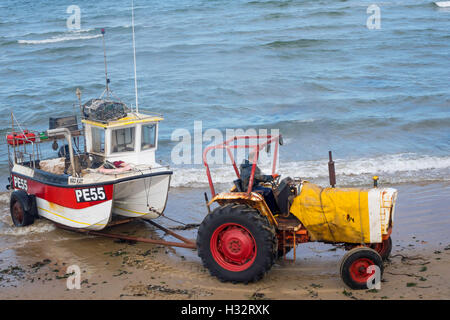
55,218 -> 197,249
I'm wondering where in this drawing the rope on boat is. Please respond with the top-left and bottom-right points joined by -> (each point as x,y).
145,201 -> 193,227
134,166 -> 152,209
120,166 -> 197,229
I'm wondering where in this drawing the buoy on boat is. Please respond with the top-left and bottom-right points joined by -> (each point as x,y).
6,130 -> 36,145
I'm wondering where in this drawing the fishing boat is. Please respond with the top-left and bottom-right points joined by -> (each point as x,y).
6,20 -> 172,230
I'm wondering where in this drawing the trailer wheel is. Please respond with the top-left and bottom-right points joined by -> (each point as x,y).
340,247 -> 383,290
371,237 -> 392,261
10,190 -> 35,227
197,204 -> 277,283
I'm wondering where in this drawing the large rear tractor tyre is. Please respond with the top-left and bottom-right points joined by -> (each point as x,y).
370,237 -> 392,261
197,204 -> 277,283
10,190 -> 35,227
340,247 -> 383,290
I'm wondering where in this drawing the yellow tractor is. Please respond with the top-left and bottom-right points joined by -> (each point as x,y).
197,135 -> 397,289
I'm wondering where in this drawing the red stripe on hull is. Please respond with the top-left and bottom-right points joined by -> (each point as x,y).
11,174 -> 114,210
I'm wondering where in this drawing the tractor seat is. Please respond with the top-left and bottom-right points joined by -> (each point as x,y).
233,179 -> 244,192
274,177 -> 295,216
253,185 -> 279,214
233,176 -> 279,214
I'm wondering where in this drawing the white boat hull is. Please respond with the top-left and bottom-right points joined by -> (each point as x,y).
11,164 -> 172,231
36,197 -> 113,231
112,172 -> 171,219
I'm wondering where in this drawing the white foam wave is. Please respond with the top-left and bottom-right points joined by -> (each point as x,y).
293,118 -> 316,123
0,193 -> 10,203
170,153 -> 450,188
74,28 -> 95,33
281,154 -> 450,178
18,34 -> 102,45
435,1 -> 450,8
0,219 -> 56,235
0,202 -> 56,235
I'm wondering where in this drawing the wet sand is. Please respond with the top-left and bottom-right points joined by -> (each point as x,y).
0,182 -> 449,300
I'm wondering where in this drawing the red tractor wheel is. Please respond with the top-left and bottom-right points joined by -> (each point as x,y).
210,222 -> 257,272
197,204 -> 277,283
370,237 -> 392,261
340,247 -> 383,290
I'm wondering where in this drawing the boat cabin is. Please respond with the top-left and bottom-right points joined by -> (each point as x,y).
6,99 -> 166,180
83,112 -> 162,166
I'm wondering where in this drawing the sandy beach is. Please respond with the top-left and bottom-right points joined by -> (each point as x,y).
0,0 -> 449,303
0,182 -> 449,300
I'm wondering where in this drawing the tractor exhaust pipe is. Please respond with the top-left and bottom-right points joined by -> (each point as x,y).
328,151 -> 336,188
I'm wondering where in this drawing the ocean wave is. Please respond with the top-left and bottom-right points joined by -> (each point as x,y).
248,116 -> 404,135
14,28 -> 95,39
307,10 -> 347,18
293,118 -> 316,123
18,34 -> 102,45
247,0 -> 294,8
0,40 -> 19,47
400,118 -> 450,130
169,153 -> 450,188
265,38 -> 328,48
259,12 -> 296,21
19,44 -> 99,56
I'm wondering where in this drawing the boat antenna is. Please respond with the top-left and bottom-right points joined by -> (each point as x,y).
131,0 -> 139,113
101,28 -> 110,98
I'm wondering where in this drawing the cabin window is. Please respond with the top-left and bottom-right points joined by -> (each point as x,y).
91,127 -> 105,153
141,124 -> 156,150
111,127 -> 135,153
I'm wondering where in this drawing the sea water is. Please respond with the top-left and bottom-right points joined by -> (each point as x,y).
0,0 -> 449,188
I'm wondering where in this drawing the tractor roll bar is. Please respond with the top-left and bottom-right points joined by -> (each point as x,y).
203,135 -> 281,197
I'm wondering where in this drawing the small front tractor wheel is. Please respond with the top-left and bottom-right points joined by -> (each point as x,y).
340,247 -> 383,290
10,190 -> 35,227
197,204 -> 277,283
370,237 -> 392,261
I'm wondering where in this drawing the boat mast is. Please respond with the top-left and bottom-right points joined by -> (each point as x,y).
131,0 -> 139,113
11,112 -> 16,164
101,28 -> 110,98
